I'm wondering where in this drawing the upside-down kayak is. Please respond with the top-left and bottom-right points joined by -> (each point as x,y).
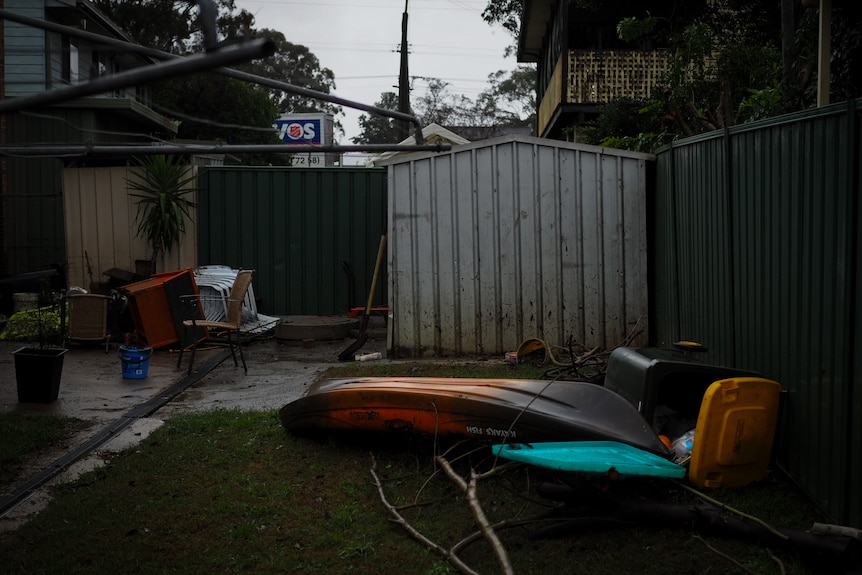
279,377 -> 670,456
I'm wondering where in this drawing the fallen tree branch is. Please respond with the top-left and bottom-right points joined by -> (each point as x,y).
768,548 -> 787,575
693,535 -> 760,575
370,453 -> 480,575
437,455 -> 515,575
676,481 -> 789,541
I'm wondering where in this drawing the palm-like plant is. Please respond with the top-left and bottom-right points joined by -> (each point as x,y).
127,155 -> 197,272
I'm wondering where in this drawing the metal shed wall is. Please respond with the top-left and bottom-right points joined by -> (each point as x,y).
197,167 -> 387,317
63,166 -> 197,289
386,135 -> 652,357
653,99 -> 862,527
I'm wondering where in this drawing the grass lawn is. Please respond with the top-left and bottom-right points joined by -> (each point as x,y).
0,362 -> 846,574
0,411 -> 91,487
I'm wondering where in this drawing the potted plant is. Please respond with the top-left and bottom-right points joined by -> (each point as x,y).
8,283 -> 68,403
126,155 -> 197,275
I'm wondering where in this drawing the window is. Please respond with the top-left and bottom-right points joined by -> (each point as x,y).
62,36 -> 80,84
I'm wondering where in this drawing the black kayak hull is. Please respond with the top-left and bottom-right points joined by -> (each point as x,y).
280,377 -> 670,457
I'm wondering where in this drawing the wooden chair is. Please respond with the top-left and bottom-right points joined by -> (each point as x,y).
176,269 -> 254,375
66,293 -> 111,353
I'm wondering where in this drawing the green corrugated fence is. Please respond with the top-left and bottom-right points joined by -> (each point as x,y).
653,98 -> 862,527
197,167 -> 387,317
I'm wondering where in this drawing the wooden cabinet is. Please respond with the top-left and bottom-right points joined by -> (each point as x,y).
122,269 -> 204,349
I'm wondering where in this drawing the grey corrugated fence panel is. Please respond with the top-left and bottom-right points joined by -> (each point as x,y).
197,167 -> 387,316
653,98 -> 862,527
387,135 -> 652,357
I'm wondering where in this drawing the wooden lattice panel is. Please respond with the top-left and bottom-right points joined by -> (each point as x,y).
567,49 -> 670,104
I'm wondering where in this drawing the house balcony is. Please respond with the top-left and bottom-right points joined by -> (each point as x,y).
538,49 -> 670,138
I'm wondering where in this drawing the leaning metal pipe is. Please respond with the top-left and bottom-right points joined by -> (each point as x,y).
0,39 -> 276,114
0,9 -> 426,146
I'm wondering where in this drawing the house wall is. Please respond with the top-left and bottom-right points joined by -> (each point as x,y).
537,56 -> 564,138
386,134 -> 652,357
0,2 -> 179,280
3,1 -> 47,96
63,166 -> 197,290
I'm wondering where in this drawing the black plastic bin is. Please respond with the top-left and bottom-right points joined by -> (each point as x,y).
604,347 -> 759,430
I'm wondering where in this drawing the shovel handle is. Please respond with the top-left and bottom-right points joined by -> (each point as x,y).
364,234 -> 387,315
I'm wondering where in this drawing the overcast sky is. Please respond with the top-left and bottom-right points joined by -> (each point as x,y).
235,0 -> 519,163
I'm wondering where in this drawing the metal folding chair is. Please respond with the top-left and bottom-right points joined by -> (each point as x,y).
175,269 -> 255,375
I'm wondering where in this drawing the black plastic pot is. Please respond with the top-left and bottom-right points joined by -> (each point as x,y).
12,347 -> 68,403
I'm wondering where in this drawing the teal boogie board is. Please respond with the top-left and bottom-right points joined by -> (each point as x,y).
492,441 -> 687,479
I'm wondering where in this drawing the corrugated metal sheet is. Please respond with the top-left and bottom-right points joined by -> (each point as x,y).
653,98 -> 862,527
197,167 -> 387,316
63,167 -> 197,289
386,135 -> 652,357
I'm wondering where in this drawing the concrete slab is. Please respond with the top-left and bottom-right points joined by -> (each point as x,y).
276,315 -> 358,342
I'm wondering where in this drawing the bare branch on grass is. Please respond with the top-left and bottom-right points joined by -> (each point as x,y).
677,482 -> 789,541
370,453 -> 481,575
436,455 -> 515,575
768,548 -> 787,575
693,535 -> 760,575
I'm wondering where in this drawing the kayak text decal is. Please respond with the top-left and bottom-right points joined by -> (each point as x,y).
465,425 -> 516,438
348,410 -> 381,421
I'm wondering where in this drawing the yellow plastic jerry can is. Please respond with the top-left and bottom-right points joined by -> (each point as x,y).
688,377 -> 782,489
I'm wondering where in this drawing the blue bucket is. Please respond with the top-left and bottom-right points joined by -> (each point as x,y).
119,345 -> 153,379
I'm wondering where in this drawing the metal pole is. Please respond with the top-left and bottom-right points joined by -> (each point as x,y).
398,0 -> 411,141
0,39 -> 276,114
0,10 -> 426,145
0,143 -> 451,157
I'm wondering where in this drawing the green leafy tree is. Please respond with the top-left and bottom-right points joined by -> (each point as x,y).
577,98 -> 669,152
412,78 -> 468,126
237,29 -> 340,120
828,2 -> 862,102
352,92 -> 402,144
482,0 -> 860,151
152,72 -> 284,165
478,66 -> 537,128
481,0 -> 521,37
93,0 -> 342,164
127,155 -> 197,272
92,0 -> 199,53
353,67 -> 536,144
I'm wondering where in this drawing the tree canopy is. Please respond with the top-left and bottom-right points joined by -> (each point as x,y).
353,92 -> 402,145
92,0 -> 341,165
481,0 -> 862,151
352,67 -> 537,144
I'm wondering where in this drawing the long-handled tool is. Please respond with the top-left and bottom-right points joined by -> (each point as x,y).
338,234 -> 386,361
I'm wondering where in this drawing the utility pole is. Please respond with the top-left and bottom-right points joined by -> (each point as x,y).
398,0 -> 411,141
